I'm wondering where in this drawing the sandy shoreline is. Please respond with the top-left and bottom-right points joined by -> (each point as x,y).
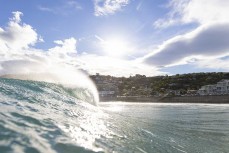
100,95 -> 229,103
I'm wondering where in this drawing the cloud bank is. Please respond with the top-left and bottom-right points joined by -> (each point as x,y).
154,0 -> 229,28
144,0 -> 229,71
144,23 -> 229,66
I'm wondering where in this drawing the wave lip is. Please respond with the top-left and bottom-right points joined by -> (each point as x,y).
0,71 -> 99,105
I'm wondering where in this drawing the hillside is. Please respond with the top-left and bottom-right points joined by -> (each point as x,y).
90,72 -> 229,97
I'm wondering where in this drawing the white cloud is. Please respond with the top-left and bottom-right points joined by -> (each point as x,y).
194,57 -> 229,71
49,37 -> 77,56
180,0 -> 229,24
11,11 -> 23,23
144,23 -> 229,67
66,1 -> 83,10
38,1 -> 82,15
0,11 -> 162,77
0,11 -> 40,53
154,0 -> 229,28
37,6 -> 56,14
94,0 -> 129,16
136,1 -> 143,11
145,0 -> 229,71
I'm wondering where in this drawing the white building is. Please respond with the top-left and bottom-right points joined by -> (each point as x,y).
198,80 -> 229,95
198,85 -> 216,95
99,91 -> 116,97
216,80 -> 229,94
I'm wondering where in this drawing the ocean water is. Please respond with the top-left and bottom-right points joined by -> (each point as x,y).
0,78 -> 229,153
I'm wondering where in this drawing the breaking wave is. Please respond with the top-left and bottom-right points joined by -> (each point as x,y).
0,77 -> 107,152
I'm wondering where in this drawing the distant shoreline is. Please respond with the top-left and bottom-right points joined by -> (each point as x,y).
100,95 -> 229,103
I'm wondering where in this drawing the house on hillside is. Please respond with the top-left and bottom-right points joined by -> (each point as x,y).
99,90 -> 116,97
198,79 -> 229,95
216,79 -> 229,94
198,85 -> 216,95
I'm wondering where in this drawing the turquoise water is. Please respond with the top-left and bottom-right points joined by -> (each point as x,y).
0,78 -> 229,153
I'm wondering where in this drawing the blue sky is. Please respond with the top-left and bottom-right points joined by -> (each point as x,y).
0,0 -> 229,76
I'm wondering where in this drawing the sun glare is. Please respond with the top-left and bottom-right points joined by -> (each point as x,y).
102,38 -> 132,57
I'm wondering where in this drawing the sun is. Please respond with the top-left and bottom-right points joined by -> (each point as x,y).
102,37 -> 132,57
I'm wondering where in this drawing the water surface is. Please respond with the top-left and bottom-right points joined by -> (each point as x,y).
0,78 -> 229,153
100,102 -> 229,153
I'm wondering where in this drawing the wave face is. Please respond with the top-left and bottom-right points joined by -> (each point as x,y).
0,78 -> 108,152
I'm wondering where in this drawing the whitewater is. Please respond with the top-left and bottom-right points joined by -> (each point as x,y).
0,78 -> 229,153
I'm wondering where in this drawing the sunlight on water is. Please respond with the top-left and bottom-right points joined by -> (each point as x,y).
57,109 -> 108,152
101,104 -> 124,112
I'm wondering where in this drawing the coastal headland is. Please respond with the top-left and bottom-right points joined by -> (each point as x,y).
91,72 -> 229,103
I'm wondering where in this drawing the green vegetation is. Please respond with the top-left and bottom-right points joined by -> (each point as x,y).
90,72 -> 229,97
